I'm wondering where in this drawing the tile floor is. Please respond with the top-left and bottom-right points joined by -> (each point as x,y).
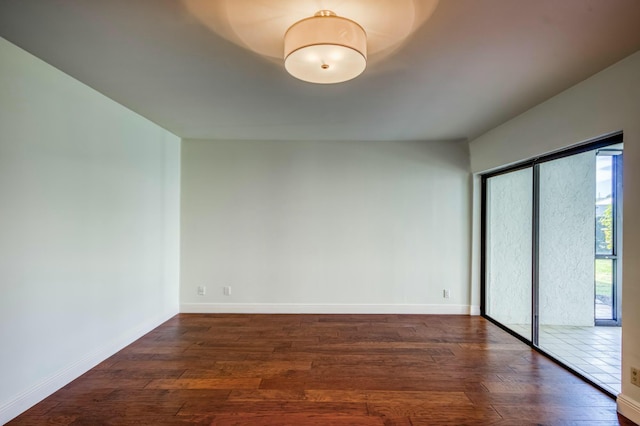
508,323 -> 621,395
596,298 -> 613,320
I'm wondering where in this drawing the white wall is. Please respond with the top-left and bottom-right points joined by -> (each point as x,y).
0,38 -> 181,423
181,138 -> 472,314
469,50 -> 640,422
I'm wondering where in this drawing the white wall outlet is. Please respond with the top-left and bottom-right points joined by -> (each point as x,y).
223,286 -> 231,296
632,367 -> 639,387
443,289 -> 451,299
197,286 -> 206,296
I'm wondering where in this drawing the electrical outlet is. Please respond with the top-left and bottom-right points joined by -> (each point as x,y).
197,286 -> 206,296
443,289 -> 451,299
223,286 -> 231,296
632,367 -> 639,387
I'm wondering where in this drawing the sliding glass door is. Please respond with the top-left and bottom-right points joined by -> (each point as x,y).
481,135 -> 623,396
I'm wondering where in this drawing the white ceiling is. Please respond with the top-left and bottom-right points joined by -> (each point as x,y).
1,0 -> 640,142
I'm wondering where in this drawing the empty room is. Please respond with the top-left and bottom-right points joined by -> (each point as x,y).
1,0 -> 640,424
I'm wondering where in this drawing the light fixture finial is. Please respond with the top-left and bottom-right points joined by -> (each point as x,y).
314,10 -> 336,17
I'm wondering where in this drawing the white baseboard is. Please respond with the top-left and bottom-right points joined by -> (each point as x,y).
617,393 -> 640,424
0,310 -> 178,425
469,305 -> 481,316
180,303 -> 476,315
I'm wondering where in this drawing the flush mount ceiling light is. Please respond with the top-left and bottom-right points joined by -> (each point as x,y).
284,10 -> 367,84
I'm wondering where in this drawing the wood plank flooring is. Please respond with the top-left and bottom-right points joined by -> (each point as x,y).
9,314 -> 636,425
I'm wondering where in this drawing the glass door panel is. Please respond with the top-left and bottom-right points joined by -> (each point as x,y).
537,148 -> 622,395
538,151 -> 596,329
485,168 -> 532,341
538,151 -> 596,344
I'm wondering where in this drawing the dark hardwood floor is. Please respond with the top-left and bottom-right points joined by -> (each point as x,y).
9,314 -> 635,425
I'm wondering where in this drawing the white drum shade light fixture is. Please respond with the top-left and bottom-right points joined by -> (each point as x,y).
183,0 -> 441,84
284,10 -> 367,84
